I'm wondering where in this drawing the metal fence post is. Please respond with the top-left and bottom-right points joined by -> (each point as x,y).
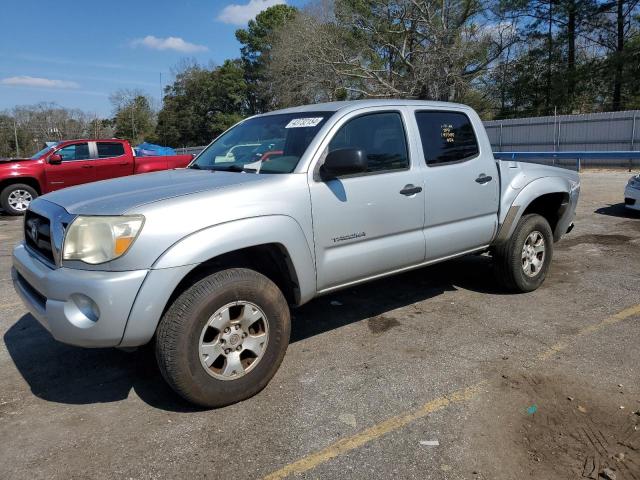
557,120 -> 561,151
631,114 -> 637,172
576,157 -> 581,172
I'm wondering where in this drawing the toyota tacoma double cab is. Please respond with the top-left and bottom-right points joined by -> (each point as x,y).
12,100 -> 580,407
0,138 -> 193,215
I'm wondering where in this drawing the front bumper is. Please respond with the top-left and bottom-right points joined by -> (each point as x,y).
12,243 -> 148,347
624,185 -> 640,211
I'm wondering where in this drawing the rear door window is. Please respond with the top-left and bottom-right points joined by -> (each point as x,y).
415,111 -> 479,166
97,142 -> 125,158
328,112 -> 409,174
57,142 -> 91,161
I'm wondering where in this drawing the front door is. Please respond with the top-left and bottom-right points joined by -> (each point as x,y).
44,142 -> 95,191
412,109 -> 500,260
309,110 -> 426,292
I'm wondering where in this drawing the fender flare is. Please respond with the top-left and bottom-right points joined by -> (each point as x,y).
494,176 -> 573,243
119,215 -> 316,347
153,215 -> 315,283
0,176 -> 43,194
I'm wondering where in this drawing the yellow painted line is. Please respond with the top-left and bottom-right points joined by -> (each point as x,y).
264,303 -> 640,479
538,303 -> 640,361
262,382 -> 485,480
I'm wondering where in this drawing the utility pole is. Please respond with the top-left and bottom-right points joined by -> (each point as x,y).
13,120 -> 19,157
131,107 -> 136,142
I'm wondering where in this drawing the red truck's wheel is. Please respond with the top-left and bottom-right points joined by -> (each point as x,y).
155,268 -> 291,408
0,183 -> 38,216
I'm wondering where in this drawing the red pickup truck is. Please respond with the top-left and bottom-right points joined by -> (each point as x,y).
0,139 -> 193,215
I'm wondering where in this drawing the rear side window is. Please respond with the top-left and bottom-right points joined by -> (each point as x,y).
415,111 -> 479,166
97,142 -> 125,158
57,142 -> 90,161
329,112 -> 409,174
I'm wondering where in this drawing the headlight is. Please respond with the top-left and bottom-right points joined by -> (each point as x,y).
629,176 -> 640,190
63,215 -> 144,264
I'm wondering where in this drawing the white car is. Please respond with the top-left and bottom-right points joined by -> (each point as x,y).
625,174 -> 640,211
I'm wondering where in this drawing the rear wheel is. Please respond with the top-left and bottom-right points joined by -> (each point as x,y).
0,183 -> 38,215
155,268 -> 290,408
493,213 -> 553,292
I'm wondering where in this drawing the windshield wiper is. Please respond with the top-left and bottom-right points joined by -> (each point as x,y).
189,164 -> 257,173
211,164 -> 258,173
204,165 -> 243,172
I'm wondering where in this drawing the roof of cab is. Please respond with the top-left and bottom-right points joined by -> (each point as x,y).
261,99 -> 470,116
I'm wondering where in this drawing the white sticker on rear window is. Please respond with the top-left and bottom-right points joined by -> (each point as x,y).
285,117 -> 324,128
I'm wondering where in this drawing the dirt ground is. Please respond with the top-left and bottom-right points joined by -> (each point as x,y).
0,171 -> 639,479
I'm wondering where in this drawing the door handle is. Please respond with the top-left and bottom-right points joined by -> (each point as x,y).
475,174 -> 492,184
399,184 -> 422,196
81,165 -> 94,169
118,162 -> 129,166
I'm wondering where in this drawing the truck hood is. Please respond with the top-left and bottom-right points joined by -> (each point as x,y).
37,168 -> 271,215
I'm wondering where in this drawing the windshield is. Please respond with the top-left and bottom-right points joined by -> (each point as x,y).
191,112 -> 333,173
30,144 -> 58,160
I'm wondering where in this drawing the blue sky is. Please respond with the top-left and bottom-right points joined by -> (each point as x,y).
0,0 -> 304,116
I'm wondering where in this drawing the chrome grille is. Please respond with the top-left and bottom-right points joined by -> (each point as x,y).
24,210 -> 55,264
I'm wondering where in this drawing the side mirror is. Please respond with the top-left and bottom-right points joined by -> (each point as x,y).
49,153 -> 62,165
320,148 -> 367,180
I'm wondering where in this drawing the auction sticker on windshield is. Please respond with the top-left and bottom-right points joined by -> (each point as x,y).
285,117 -> 325,128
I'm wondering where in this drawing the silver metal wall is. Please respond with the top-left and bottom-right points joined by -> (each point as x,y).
485,110 -> 640,153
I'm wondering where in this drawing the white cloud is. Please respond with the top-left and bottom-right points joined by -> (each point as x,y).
131,36 -> 208,53
217,0 -> 286,26
0,76 -> 79,89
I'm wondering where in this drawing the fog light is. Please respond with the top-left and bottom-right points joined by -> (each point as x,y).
64,294 -> 100,328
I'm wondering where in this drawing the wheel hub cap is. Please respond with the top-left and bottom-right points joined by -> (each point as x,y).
521,231 -> 546,278
7,189 -> 33,212
198,301 -> 269,381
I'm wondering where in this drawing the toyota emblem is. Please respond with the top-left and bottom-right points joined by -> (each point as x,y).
29,221 -> 39,244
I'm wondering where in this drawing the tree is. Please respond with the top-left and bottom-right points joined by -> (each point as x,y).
155,60 -> 247,147
268,0 -> 515,110
110,89 -> 156,144
0,103 -> 112,157
236,4 -> 298,113
593,0 -> 640,110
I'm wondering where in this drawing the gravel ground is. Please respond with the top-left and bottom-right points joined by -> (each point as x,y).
0,171 -> 638,480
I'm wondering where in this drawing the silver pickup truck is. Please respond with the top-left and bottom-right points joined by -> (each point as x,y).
11,100 -> 580,407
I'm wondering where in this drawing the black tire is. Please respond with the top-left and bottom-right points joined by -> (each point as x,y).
493,213 -> 553,293
155,268 -> 290,408
0,183 -> 38,216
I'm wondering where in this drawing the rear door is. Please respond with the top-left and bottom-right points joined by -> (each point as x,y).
44,142 -> 95,191
92,141 -> 134,181
308,108 -> 426,292
412,109 -> 499,260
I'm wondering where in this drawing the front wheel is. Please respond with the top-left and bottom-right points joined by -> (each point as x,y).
155,268 -> 291,408
0,183 -> 38,215
493,213 -> 553,292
